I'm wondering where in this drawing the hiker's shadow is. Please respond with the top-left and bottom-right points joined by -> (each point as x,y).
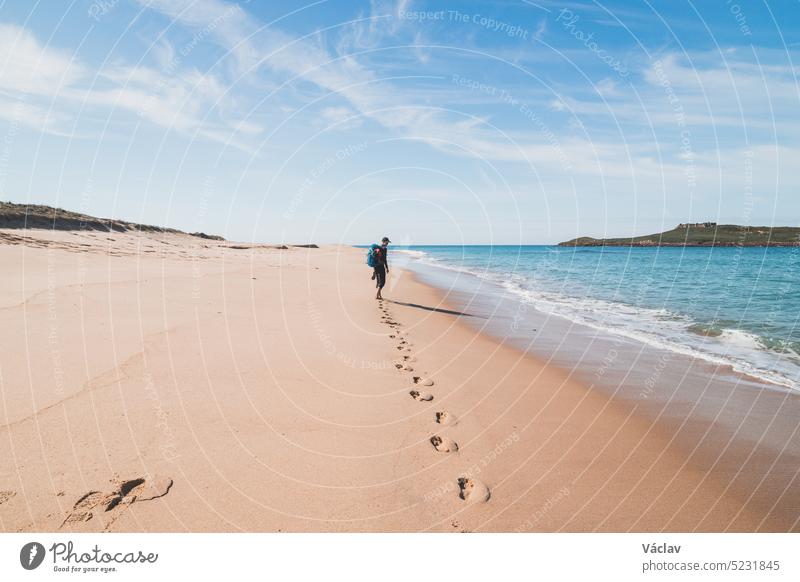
385,299 -> 481,318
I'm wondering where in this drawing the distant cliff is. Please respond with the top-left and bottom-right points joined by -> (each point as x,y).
559,223 -> 800,247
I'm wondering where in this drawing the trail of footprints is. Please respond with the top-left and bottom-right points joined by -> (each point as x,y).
378,299 -> 490,506
61,475 -> 173,529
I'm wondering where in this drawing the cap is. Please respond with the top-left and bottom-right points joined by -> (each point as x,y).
382,237 -> 391,243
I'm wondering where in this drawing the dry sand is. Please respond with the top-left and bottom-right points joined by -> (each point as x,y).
0,228 -> 797,532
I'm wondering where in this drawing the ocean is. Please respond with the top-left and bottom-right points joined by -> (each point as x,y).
389,245 -> 800,392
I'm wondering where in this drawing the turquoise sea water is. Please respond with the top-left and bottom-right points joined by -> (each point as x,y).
390,245 -> 800,390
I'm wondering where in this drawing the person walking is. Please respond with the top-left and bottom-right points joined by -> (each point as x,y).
372,236 -> 390,300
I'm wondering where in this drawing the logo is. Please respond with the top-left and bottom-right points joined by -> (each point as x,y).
20,542 -> 46,570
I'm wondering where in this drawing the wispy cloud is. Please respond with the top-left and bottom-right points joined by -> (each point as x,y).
0,20 -> 259,148
4,1 -> 799,186
133,0 -> 661,175
0,23 -> 84,95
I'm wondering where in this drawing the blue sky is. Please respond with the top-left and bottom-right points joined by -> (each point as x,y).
0,0 -> 798,244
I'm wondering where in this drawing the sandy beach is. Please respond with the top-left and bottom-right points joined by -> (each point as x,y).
0,227 -> 797,533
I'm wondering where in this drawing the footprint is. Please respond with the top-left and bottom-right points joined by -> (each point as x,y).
413,376 -> 434,387
63,491 -> 103,524
394,362 -> 404,369
403,355 -> 417,362
62,475 -> 173,526
403,365 -> 414,371
435,411 -> 455,425
389,334 -> 396,339
458,478 -> 490,503
0,490 -> 17,505
409,390 -> 433,402
103,477 -> 147,511
430,435 -> 458,453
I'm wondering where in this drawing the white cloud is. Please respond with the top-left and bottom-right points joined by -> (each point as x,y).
0,97 -> 66,133
0,23 -> 84,95
595,78 -> 619,97
336,0 -> 413,52
6,3 -> 797,189
137,0 -> 619,170
533,18 -> 547,40
642,52 -> 800,129
0,21 -> 261,148
319,106 -> 363,128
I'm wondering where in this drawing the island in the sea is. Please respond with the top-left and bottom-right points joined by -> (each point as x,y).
559,222 -> 800,247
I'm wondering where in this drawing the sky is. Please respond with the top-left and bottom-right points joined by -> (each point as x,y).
0,0 -> 798,244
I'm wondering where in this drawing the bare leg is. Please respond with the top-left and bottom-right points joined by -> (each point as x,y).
375,268 -> 385,299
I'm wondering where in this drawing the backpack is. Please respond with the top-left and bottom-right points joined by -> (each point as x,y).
366,243 -> 381,267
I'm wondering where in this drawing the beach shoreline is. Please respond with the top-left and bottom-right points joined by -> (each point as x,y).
0,229 -> 797,532
399,257 -> 800,531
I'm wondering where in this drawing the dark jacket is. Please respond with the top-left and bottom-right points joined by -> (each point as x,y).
374,245 -> 389,270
